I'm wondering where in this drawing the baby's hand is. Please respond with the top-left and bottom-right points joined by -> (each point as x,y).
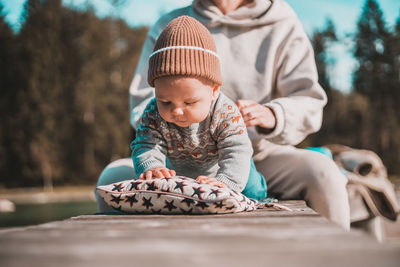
139,168 -> 176,180
196,176 -> 227,188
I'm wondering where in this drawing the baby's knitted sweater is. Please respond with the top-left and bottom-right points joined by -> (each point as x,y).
131,93 -> 252,192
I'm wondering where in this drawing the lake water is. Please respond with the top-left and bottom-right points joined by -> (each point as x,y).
0,201 -> 97,228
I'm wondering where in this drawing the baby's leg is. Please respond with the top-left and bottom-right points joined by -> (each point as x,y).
254,143 -> 350,230
242,159 -> 267,200
95,158 -> 136,212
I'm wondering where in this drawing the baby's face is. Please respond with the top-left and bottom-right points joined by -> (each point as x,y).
154,76 -> 219,127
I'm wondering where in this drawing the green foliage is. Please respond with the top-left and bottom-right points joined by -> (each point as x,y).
0,0 -> 147,188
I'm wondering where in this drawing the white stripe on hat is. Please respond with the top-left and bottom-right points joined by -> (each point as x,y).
149,45 -> 220,60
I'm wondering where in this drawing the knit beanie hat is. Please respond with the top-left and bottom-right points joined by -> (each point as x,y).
148,15 -> 223,87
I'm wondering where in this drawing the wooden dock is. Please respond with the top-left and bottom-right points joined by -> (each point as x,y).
1,200 -> 399,267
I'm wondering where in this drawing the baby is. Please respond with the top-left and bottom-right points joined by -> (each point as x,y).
131,16 -> 266,197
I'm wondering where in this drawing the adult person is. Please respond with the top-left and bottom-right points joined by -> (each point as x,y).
96,0 -> 350,230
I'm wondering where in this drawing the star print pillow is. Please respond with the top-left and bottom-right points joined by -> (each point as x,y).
96,176 -> 258,214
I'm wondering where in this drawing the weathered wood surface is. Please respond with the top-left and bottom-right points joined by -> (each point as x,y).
0,200 -> 399,267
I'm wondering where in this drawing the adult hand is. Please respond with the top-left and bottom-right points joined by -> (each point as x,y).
139,167 -> 176,180
196,176 -> 227,188
236,99 -> 276,132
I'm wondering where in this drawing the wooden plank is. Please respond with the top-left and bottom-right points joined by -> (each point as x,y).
0,201 -> 399,267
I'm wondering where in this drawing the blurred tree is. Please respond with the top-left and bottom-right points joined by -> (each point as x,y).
0,4 -> 22,187
17,0 -> 73,190
0,0 -> 147,188
70,12 -> 148,184
307,18 -> 339,146
305,18 -> 371,151
312,18 -> 337,94
383,14 -> 400,174
395,17 -> 400,117
354,0 -> 389,97
353,0 -> 399,174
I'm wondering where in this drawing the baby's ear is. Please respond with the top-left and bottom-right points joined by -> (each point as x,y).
212,84 -> 220,100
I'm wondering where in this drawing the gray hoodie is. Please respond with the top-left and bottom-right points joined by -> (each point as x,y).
129,0 -> 327,146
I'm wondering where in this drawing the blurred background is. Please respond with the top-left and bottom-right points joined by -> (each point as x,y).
0,0 -> 399,227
